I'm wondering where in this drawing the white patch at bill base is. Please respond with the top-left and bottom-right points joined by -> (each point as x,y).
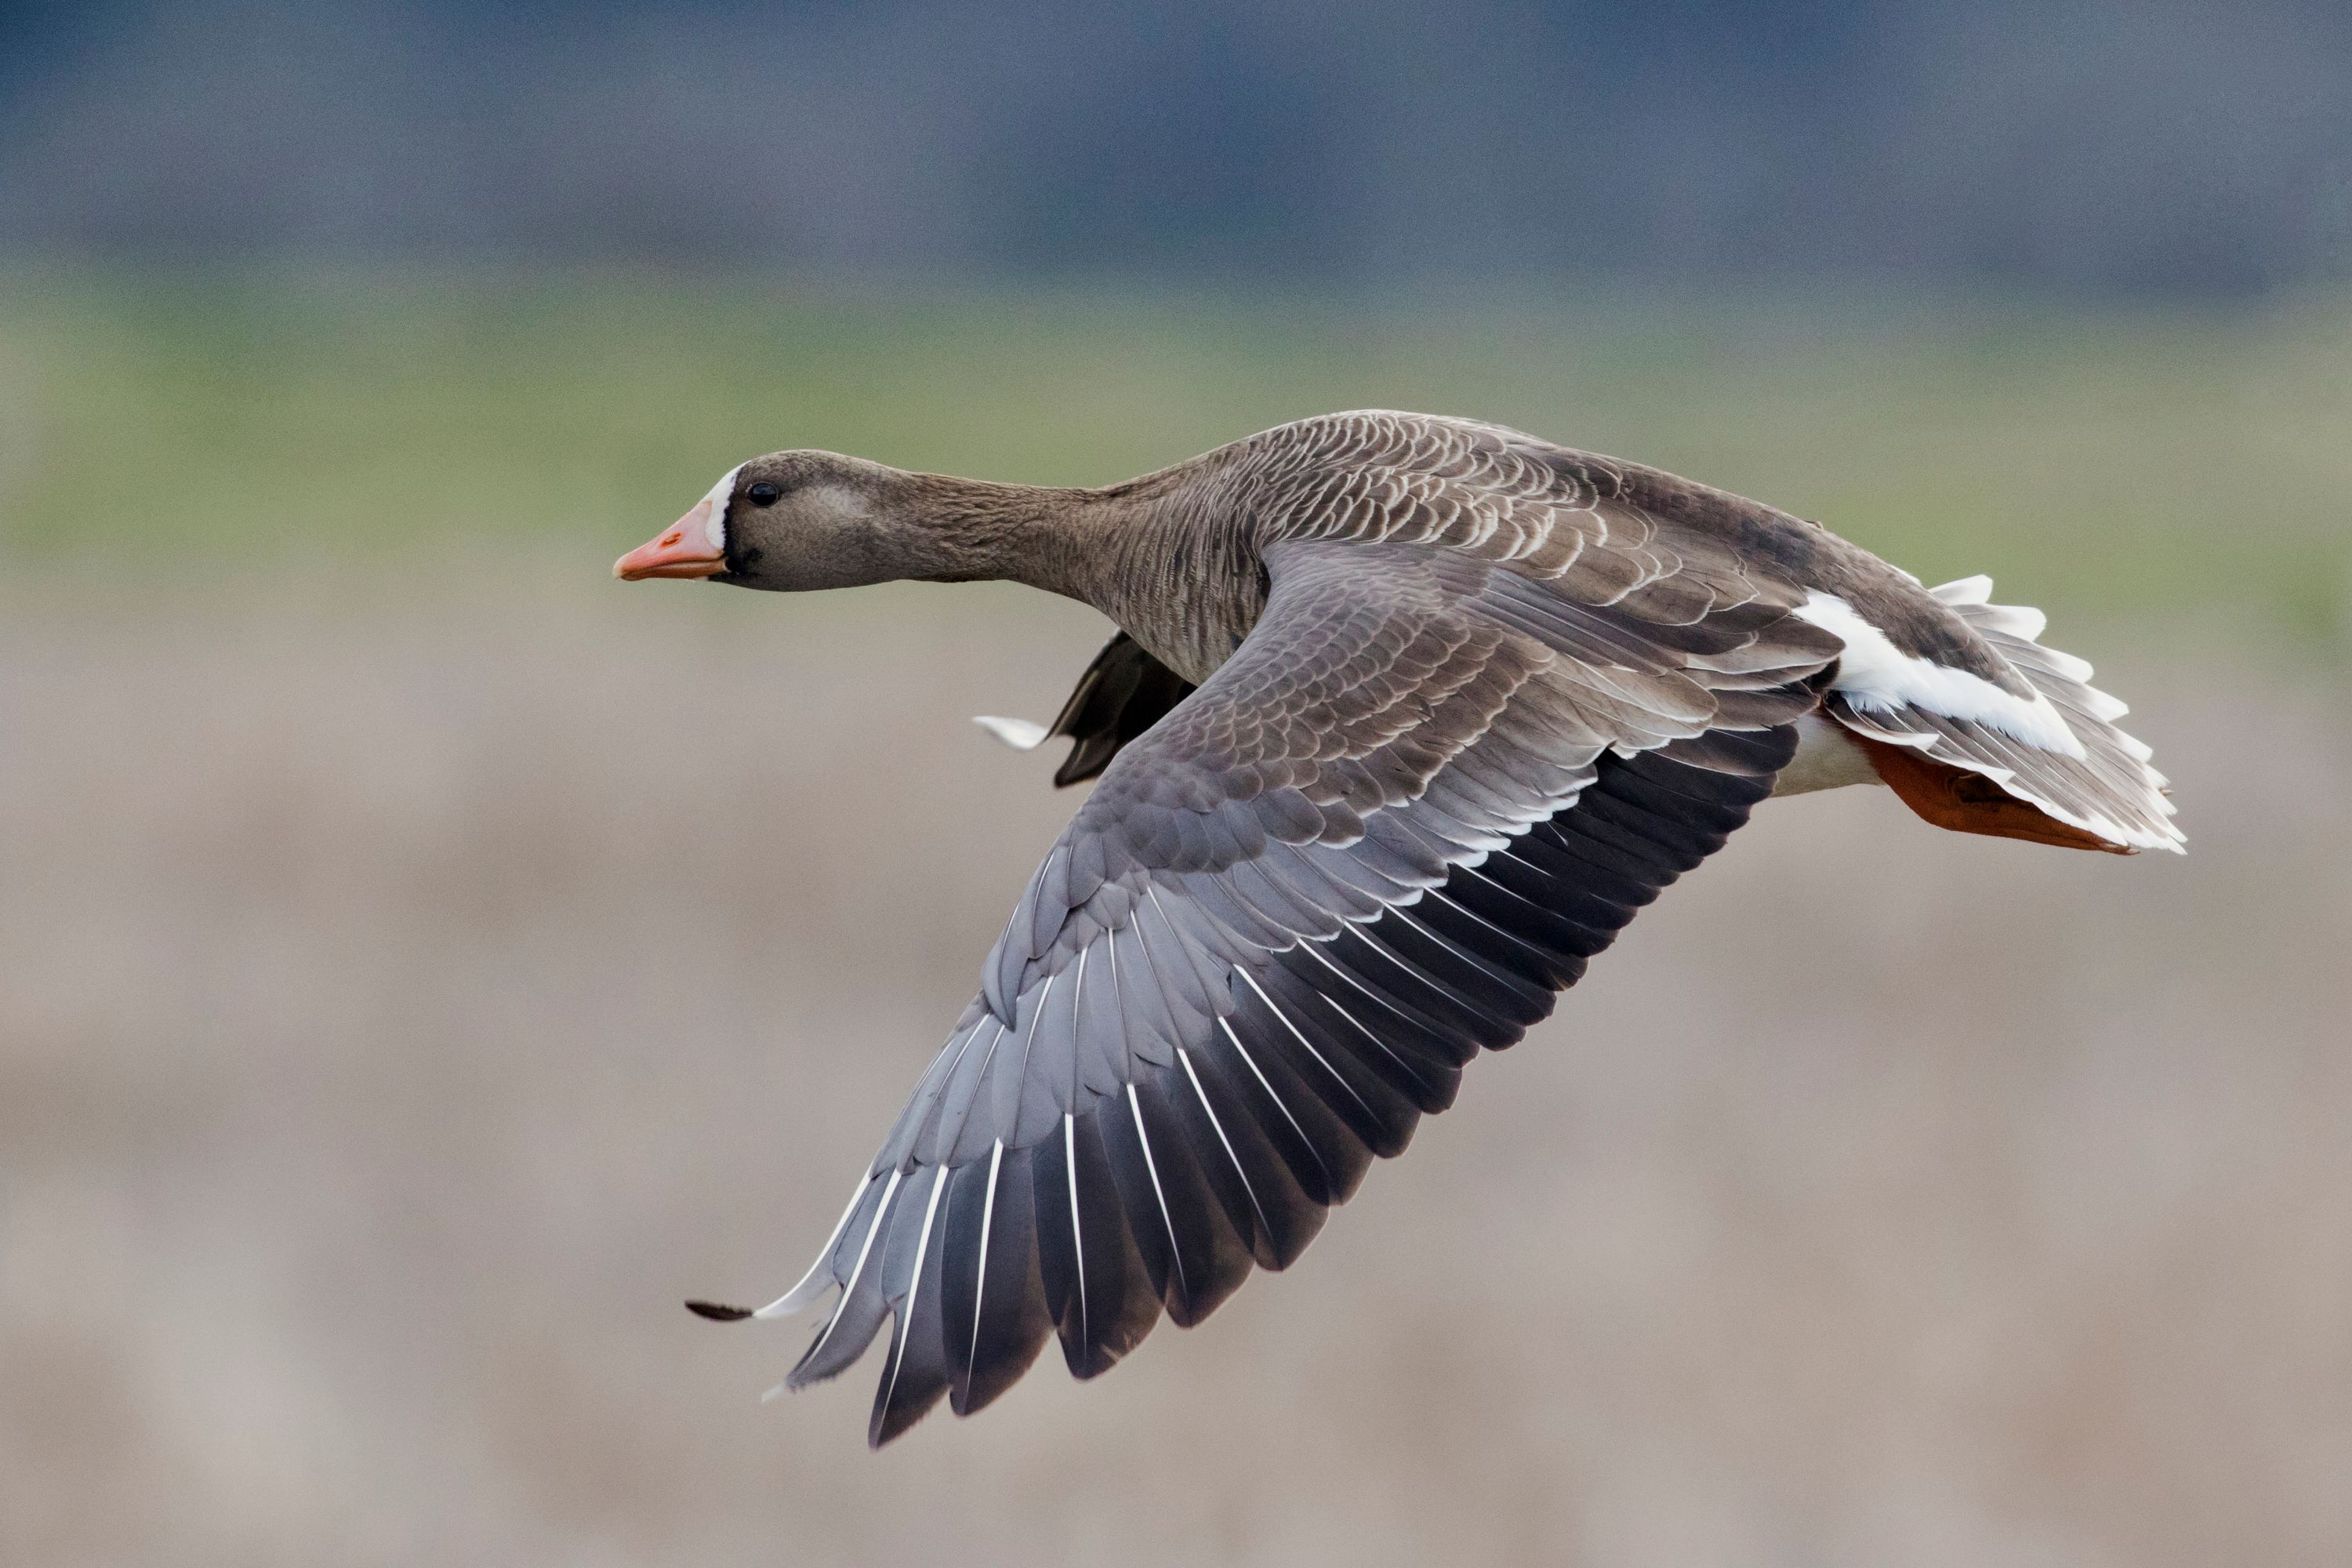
699,463 -> 742,554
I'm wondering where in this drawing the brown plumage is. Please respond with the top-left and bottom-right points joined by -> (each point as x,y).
616,410 -> 2180,1446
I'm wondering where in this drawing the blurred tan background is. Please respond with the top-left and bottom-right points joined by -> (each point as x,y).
3,270 -> 2349,1566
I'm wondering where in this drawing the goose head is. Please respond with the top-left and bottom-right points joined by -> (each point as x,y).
615,452 -> 1034,593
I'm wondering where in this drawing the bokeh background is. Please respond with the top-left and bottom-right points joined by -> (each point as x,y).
4,4 -> 2350,1565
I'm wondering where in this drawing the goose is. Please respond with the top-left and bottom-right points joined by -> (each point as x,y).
613,410 -> 2180,1447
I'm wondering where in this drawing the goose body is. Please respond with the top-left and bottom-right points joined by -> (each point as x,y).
614,410 -> 2180,1446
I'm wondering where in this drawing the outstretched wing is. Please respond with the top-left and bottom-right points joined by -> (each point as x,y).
725,534 -> 1838,1446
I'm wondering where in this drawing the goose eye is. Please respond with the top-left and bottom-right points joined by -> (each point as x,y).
746,481 -> 782,506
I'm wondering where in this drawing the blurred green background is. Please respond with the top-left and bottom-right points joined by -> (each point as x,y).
6,271 -> 2348,644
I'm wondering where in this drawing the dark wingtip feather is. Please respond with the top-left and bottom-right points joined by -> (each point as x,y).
684,1300 -> 755,1321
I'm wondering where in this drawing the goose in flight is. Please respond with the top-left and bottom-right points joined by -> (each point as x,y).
613,411 -> 2180,1446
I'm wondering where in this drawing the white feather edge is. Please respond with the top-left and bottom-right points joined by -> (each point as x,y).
1795,589 -> 2087,759
1811,581 -> 2183,852
1933,580 -> 2176,808
753,1174 -> 871,1318
974,715 -> 1051,751
1929,573 -> 1994,606
1843,602 -> 2182,851
1935,586 -> 2138,736
877,1166 -> 950,1420
1876,724 -> 2180,851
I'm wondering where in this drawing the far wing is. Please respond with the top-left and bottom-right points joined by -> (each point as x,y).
1038,631 -> 1198,788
